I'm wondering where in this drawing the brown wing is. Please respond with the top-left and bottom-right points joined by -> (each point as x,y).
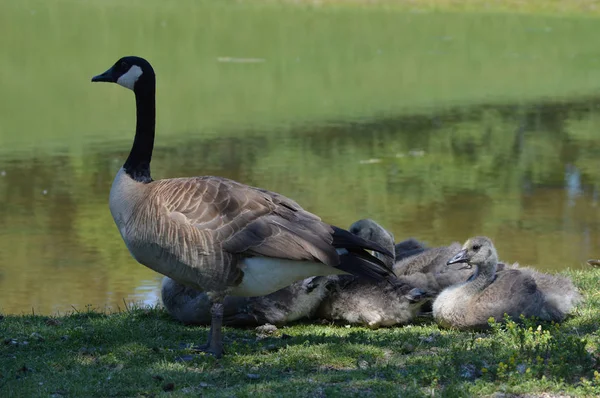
151,176 -> 340,266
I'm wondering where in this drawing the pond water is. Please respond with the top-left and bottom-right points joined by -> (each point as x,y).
3,0 -> 600,315
1,99 -> 599,315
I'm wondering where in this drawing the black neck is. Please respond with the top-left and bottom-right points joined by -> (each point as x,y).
123,85 -> 155,183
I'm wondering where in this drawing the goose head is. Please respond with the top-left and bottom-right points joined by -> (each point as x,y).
91,56 -> 155,92
447,236 -> 498,271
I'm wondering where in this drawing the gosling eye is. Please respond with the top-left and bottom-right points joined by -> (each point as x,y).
472,244 -> 481,251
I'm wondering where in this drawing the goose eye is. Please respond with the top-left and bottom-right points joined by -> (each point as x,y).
472,245 -> 481,251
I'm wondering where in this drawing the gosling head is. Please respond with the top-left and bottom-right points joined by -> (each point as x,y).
91,56 -> 155,92
446,236 -> 498,270
349,219 -> 395,249
349,219 -> 395,265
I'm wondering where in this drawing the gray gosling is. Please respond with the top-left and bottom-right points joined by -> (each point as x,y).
316,219 -> 432,327
91,56 -> 394,357
348,220 -> 474,317
432,237 -> 578,330
315,275 -> 429,328
161,276 -> 329,327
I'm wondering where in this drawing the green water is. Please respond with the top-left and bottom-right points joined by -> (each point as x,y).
1,0 -> 600,314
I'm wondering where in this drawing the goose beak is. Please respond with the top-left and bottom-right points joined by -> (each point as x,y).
91,67 -> 115,83
447,249 -> 469,266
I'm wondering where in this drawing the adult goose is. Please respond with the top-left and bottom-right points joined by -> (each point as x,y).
91,56 -> 394,357
432,237 -> 575,330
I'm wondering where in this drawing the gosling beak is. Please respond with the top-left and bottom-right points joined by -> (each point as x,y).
91,66 -> 115,83
447,249 -> 471,270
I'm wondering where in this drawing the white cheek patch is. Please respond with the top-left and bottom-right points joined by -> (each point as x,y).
116,65 -> 143,90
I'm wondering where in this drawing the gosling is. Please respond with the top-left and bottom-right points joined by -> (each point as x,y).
432,237 -> 578,330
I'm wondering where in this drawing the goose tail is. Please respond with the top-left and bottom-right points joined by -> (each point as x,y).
331,226 -> 395,282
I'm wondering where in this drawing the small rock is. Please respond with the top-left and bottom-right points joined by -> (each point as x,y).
255,323 -> 278,338
0,171 -> 5,176
30,332 -> 44,341
357,359 -> 369,370
162,382 -> 175,392
246,373 -> 260,380
420,333 -> 440,343
42,190 -> 48,195
199,382 -> 210,388
459,364 -> 482,380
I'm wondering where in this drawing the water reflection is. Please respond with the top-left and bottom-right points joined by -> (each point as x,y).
1,99 -> 600,314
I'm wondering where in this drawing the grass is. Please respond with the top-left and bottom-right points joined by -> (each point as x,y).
1,269 -> 599,397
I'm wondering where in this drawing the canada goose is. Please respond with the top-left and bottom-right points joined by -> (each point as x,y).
161,276 -> 330,327
313,220 -> 432,328
91,56 -> 394,357
432,237 -> 570,330
315,275 -> 430,328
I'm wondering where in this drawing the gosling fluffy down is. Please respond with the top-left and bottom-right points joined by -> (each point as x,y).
432,237 -> 581,330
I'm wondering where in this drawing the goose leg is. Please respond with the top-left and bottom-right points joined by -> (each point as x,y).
193,301 -> 225,358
